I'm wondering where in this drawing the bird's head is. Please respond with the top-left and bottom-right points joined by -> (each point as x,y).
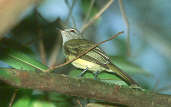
60,28 -> 83,44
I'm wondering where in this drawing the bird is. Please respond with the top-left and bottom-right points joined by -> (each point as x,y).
60,28 -> 138,86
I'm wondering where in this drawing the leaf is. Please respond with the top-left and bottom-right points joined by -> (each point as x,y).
47,92 -> 74,107
13,94 -> 57,107
69,69 -> 128,86
12,90 -> 73,107
13,96 -> 32,107
69,69 -> 94,79
110,56 -> 151,76
0,39 -> 48,71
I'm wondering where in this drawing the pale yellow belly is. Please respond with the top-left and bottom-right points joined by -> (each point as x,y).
71,58 -> 106,72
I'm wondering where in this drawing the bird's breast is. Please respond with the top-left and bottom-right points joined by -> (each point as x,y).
68,55 -> 106,72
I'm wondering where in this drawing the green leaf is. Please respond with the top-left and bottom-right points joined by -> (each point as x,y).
13,91 -> 73,107
0,39 -> 48,71
13,93 -> 56,107
68,69 -> 128,85
47,92 -> 74,107
110,56 -> 151,76
69,69 -> 94,79
0,68 -> 21,85
30,100 -> 56,107
13,96 -> 32,107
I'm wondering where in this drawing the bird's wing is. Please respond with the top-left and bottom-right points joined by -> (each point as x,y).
64,39 -> 111,68
64,39 -> 139,86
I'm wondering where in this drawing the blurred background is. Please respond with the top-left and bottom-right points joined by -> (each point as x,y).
0,0 -> 171,106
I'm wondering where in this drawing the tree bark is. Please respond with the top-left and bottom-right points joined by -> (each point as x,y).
0,68 -> 171,107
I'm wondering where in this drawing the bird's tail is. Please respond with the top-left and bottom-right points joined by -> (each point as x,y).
107,62 -> 138,86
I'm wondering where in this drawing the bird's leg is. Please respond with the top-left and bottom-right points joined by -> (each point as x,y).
78,67 -> 88,77
93,71 -> 101,80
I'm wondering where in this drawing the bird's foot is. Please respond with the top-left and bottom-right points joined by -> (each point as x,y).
93,71 -> 101,80
78,67 -> 88,78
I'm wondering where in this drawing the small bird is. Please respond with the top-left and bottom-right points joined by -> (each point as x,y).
60,28 -> 138,86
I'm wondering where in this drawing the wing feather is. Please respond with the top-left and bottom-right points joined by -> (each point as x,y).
64,39 -> 111,68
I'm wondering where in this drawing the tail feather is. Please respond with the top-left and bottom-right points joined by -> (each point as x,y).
107,62 -> 138,86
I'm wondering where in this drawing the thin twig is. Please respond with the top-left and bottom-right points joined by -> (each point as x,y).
118,0 -> 131,56
46,31 -> 123,72
71,16 -> 77,28
48,39 -> 62,67
38,30 -> 46,64
80,0 -> 114,33
35,10 -> 47,64
8,89 -> 18,107
76,99 -> 83,107
82,0 -> 95,25
48,19 -> 63,66
65,0 -> 77,26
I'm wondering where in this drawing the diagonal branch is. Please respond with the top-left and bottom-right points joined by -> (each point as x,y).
38,29 -> 47,65
0,68 -> 171,106
65,0 -> 77,27
118,0 -> 131,56
8,89 -> 18,107
80,0 -> 114,33
82,0 -> 95,25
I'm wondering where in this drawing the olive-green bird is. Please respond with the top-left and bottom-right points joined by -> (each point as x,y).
60,28 -> 138,86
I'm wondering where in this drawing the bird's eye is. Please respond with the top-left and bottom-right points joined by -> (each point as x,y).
70,29 -> 76,33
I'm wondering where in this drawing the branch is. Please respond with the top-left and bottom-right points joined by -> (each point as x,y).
48,40 -> 62,67
8,89 -> 18,107
82,0 -> 95,25
118,0 -> 131,56
64,0 -> 77,27
80,0 -> 114,33
38,29 -> 47,65
0,68 -> 171,106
